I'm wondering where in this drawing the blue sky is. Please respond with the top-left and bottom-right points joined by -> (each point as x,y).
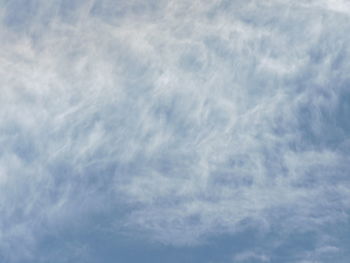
1,0 -> 350,262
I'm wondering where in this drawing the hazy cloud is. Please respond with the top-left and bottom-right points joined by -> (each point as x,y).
1,0 -> 350,262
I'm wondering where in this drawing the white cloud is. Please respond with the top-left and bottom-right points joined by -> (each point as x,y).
1,0 -> 350,260
233,251 -> 270,262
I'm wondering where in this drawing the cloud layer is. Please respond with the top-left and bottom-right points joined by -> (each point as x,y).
1,0 -> 350,262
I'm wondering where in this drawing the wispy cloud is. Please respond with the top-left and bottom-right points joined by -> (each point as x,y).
233,251 -> 270,262
1,0 -> 350,261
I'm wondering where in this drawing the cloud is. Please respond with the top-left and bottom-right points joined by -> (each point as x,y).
233,251 -> 270,262
1,0 -> 350,261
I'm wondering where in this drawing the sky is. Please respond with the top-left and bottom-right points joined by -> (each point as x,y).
1,0 -> 350,262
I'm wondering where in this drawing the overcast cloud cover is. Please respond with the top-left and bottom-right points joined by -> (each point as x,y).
1,0 -> 350,262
